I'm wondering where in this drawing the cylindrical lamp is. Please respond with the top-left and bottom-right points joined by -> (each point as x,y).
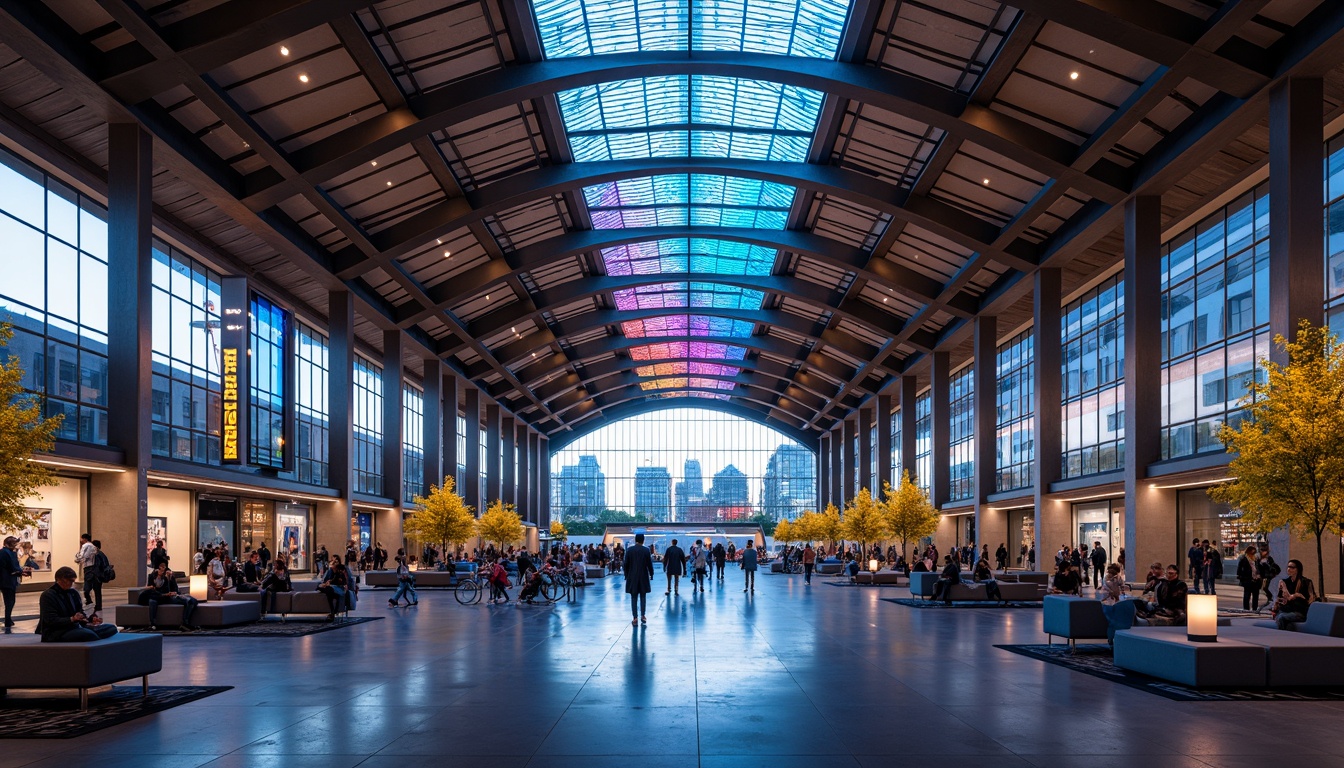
1187,594 -> 1218,642
869,558 -> 878,572
189,574 -> 209,602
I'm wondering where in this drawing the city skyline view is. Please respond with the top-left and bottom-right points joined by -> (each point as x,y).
549,408 -> 816,520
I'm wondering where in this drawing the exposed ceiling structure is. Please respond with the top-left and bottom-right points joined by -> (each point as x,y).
2,0 -> 1344,447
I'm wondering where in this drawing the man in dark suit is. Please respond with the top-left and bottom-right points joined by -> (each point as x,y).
257,542 -> 272,569
661,539 -> 686,596
623,533 -> 655,626
1,536 -> 29,629
38,567 -> 116,642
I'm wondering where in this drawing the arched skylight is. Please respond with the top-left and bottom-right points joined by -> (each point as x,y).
599,239 -> 777,276
584,174 -> 796,229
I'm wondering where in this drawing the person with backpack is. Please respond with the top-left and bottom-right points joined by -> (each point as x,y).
87,539 -> 114,614
690,540 -> 708,593
487,558 -> 511,604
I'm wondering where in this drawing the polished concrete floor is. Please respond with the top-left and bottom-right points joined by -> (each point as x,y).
5,572 -> 1344,767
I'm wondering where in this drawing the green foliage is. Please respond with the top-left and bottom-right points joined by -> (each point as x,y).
1211,320 -> 1344,593
0,323 -> 62,531
405,476 -> 477,555
882,472 -> 939,562
747,512 -> 777,535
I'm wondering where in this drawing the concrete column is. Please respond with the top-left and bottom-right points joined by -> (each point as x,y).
539,436 -> 551,528
875,394 -> 893,493
931,351 -> 951,510
484,403 -> 502,506
518,428 -> 533,523
817,434 -> 830,510
463,388 -> 481,513
442,373 -> 459,490
1123,196 -> 1170,581
1033,269 -> 1063,565
96,123 -> 154,577
381,331 -> 403,504
828,426 -> 843,509
841,418 -> 857,504
1267,77 -> 1337,592
421,358 -> 443,495
857,406 -> 873,495
974,316 -> 1002,557
501,415 -> 516,507
898,376 -> 918,483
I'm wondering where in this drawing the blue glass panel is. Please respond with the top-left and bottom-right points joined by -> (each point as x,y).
612,282 -> 765,311
600,238 -> 776,276
584,174 -> 795,230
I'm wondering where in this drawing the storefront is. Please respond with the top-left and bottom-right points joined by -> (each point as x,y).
350,510 -> 373,555
197,496 -> 238,555
1072,499 -> 1123,564
1177,489 -> 1259,577
275,504 -> 312,571
146,487 -> 193,577
2,478 -> 86,586
1006,506 -> 1036,568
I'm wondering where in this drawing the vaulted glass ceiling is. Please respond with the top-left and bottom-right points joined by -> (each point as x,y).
600,239 -> 776,276
558,76 -> 824,163
584,174 -> 796,230
532,0 -> 853,401
639,377 -> 737,391
635,362 -> 743,377
533,0 -> 852,59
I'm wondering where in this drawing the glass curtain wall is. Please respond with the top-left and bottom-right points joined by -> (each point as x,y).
996,330 -> 1034,492
294,322 -> 329,486
549,408 -> 815,522
403,383 -> 424,503
914,392 -> 932,492
1324,135 -> 1344,335
352,356 -> 384,496
248,294 -> 287,469
0,148 -> 110,445
1061,274 -> 1125,478
1161,184 -> 1270,459
151,242 -> 222,463
947,366 -> 974,502
456,414 -> 466,489
890,407 -> 901,487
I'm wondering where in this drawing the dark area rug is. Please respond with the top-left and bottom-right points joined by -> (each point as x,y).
0,686 -> 231,737
122,616 -> 382,637
883,597 -> 1042,609
996,644 -> 1344,701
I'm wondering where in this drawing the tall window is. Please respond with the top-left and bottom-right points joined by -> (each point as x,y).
996,330 -> 1034,492
1061,274 -> 1124,478
549,409 -> 814,522
403,383 -> 424,503
249,293 -> 288,468
456,414 -> 467,489
914,392 -> 931,493
1324,135 -> 1344,339
352,356 -> 384,496
150,242 -> 222,463
890,407 -> 901,487
0,148 -> 110,445
947,366 -> 974,502
1162,184 -> 1270,459
295,322 -> 329,486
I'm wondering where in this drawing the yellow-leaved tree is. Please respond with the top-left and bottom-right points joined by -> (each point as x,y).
477,499 -> 525,549
405,477 -> 477,560
882,471 -> 939,564
841,488 -> 889,560
792,510 -> 818,546
0,323 -> 63,530
772,518 -> 795,546
549,519 -> 569,543
818,503 -> 843,554
1210,320 -> 1344,596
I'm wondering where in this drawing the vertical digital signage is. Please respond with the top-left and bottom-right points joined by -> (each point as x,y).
220,276 -> 249,464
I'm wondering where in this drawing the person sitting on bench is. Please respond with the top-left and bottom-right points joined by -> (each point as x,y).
930,556 -> 962,604
38,567 -> 117,642
140,561 -> 200,631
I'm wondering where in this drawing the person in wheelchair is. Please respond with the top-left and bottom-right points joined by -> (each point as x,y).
519,561 -> 557,604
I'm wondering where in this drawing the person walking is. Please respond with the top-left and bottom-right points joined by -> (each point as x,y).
740,539 -> 758,593
1187,538 -> 1205,593
623,533 -> 654,626
662,539 -> 686,595
1258,545 -> 1281,606
995,543 -> 1008,571
0,536 -> 29,629
1237,545 -> 1261,611
1203,541 -> 1222,595
75,533 -> 97,606
802,543 -> 816,585
727,541 -> 736,565
257,541 -> 272,569
1090,541 -> 1107,586
691,542 -> 708,592
713,542 -> 726,580
389,551 -> 417,607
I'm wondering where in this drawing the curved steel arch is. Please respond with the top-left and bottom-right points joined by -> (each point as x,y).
532,355 -> 833,410
510,334 -> 865,402
397,226 -> 973,327
241,52 -> 1124,211
545,368 -> 826,420
468,272 -> 900,346
482,307 -> 888,374
559,380 -> 809,425
340,157 -> 1039,273
547,397 -> 819,452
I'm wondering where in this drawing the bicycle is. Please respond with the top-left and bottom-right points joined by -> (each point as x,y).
454,566 -> 489,605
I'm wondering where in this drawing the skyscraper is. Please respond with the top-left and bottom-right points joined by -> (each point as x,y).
674,458 -> 706,522
762,443 -> 817,520
634,465 -> 672,521
556,455 -> 605,520
709,464 -> 751,519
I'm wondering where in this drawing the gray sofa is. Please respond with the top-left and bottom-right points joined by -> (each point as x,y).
855,570 -> 903,585
117,587 -> 261,628
0,633 -> 162,709
908,571 -> 1041,601
1043,595 -> 1110,646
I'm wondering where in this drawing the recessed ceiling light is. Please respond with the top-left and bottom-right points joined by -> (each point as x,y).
371,161 -> 378,167
386,181 -> 393,186
883,297 -> 888,303
298,74 -> 309,83
280,46 -> 290,56
511,327 -> 516,333
1069,71 -> 1079,80
982,178 -> 990,185
485,295 -> 490,301
443,251 -> 451,258
436,238 -> 442,245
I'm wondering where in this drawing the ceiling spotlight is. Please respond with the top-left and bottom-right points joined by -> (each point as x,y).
280,46 -> 290,56
883,297 -> 888,303
485,295 -> 490,301
1069,71 -> 1079,81
511,327 -> 516,333
386,181 -> 393,187
298,74 -> 309,83
982,178 -> 990,185
443,251 -> 451,258
436,238 -> 442,244
371,161 -> 378,167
